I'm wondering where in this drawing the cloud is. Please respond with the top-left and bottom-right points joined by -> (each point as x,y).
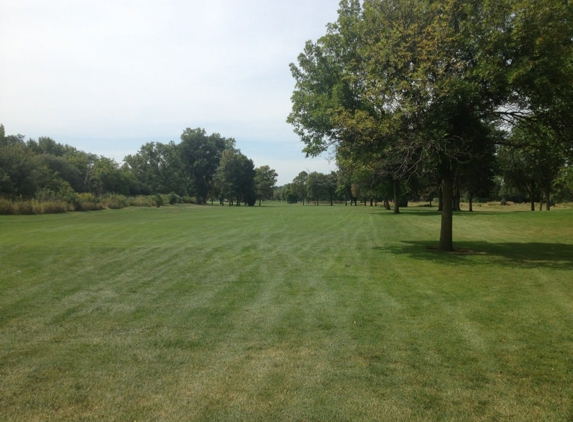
0,0 -> 341,179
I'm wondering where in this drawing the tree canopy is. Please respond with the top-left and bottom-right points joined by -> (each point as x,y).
289,0 -> 573,251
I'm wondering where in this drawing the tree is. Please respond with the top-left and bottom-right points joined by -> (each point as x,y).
123,141 -> 185,195
91,157 -> 131,195
281,183 -> 299,204
325,171 -> 338,206
254,165 -> 278,206
0,139 -> 38,197
306,171 -> 327,205
289,0 -> 573,251
292,171 -> 309,205
179,128 -> 233,204
499,122 -> 567,211
214,149 -> 256,206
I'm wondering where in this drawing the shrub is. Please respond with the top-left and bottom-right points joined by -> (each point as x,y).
128,196 -> 153,207
102,194 -> 128,209
14,201 -> 35,215
169,192 -> 181,205
75,193 -> 102,211
154,194 -> 164,208
500,198 -> 507,206
0,199 -> 15,215
38,200 -> 68,214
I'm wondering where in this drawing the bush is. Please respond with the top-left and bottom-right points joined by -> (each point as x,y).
169,192 -> 181,205
0,199 -> 15,215
37,200 -> 68,214
15,201 -> 35,215
500,197 -> 507,206
102,194 -> 128,209
154,194 -> 164,208
75,193 -> 102,211
128,195 -> 154,207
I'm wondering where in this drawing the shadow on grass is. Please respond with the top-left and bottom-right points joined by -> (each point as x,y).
370,209 -> 519,217
378,241 -> 573,270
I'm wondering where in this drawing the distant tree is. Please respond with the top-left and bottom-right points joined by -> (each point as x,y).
306,171 -> 327,205
124,141 -> 185,195
292,171 -> 308,205
325,171 -> 338,205
0,140 -> 38,197
282,183 -> 299,204
215,149 -> 256,206
179,128 -> 233,204
90,157 -> 131,195
35,154 -> 83,192
254,165 -> 278,206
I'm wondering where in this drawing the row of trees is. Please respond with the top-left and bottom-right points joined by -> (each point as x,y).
0,125 -> 278,206
288,0 -> 573,250
277,162 -> 573,211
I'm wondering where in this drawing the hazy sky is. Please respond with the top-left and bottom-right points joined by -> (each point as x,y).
0,0 -> 341,185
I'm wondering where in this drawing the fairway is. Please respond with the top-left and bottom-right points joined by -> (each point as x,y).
1,204 -> 572,421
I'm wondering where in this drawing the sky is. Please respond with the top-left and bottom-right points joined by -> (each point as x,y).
0,0 -> 341,185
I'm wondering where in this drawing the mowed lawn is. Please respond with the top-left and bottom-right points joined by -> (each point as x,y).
0,203 -> 572,421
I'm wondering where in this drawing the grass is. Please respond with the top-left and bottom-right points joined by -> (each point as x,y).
1,203 -> 572,421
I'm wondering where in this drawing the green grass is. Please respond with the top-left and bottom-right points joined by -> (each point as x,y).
1,204 -> 572,421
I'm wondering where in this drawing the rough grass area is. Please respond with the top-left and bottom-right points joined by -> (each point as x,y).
1,204 -> 572,421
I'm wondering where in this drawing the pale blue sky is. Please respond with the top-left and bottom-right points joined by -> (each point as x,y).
0,0 -> 340,185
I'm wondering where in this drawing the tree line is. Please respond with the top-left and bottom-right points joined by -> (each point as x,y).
276,164 -> 573,210
0,125 -> 277,208
288,0 -> 573,250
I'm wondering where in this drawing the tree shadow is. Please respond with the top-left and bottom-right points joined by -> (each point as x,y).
377,241 -> 573,270
369,209 -> 515,217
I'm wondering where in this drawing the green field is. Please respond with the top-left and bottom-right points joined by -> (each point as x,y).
1,204 -> 572,421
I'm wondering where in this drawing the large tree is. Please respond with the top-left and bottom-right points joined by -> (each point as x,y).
289,0 -> 573,251
179,128 -> 234,204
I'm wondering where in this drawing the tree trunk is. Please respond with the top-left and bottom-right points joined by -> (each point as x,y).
438,187 -> 443,211
453,191 -> 461,211
393,179 -> 400,214
383,198 -> 390,210
546,185 -> 551,211
468,192 -> 473,212
439,173 -> 454,252
529,180 -> 535,211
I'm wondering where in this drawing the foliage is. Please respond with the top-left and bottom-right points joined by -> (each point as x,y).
214,149 -> 256,206
288,0 -> 573,250
179,128 -> 234,204
1,123 -> 273,212
254,165 -> 278,206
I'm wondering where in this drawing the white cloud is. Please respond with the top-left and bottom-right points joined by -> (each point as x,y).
0,0 -> 341,178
